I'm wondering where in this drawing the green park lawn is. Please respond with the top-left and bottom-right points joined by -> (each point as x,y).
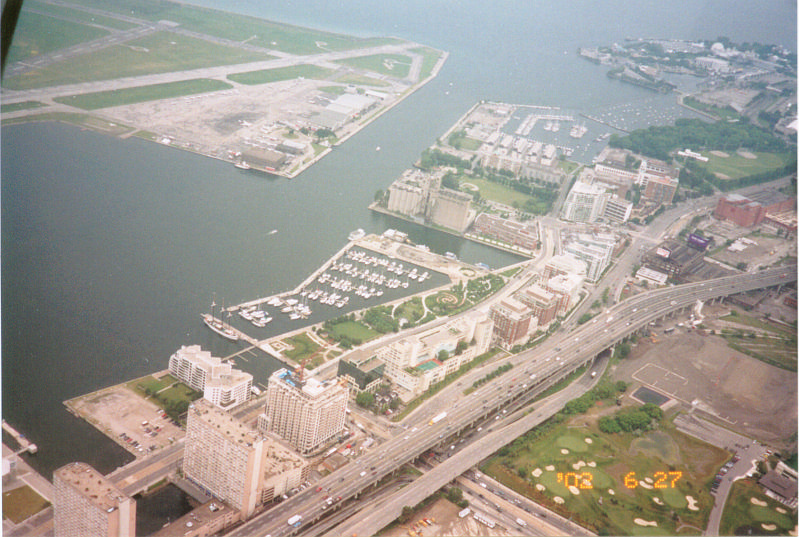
394,297 -> 425,324
326,320 -> 379,343
2,485 -> 50,524
54,79 -> 233,110
282,332 -> 322,362
701,151 -> 793,180
461,177 -> 532,207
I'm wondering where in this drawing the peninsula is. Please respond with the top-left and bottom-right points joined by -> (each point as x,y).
1,0 -> 446,178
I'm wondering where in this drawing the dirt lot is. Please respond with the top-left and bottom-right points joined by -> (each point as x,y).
66,381 -> 184,458
612,311 -> 796,448
380,498 -> 514,537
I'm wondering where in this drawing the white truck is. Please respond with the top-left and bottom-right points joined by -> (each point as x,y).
287,515 -> 302,527
429,411 -> 447,425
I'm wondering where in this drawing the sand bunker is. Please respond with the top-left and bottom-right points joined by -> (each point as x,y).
532,468 -> 543,478
572,461 -> 585,470
686,496 -> 699,511
561,448 -> 569,454
568,485 -> 580,495
762,523 -> 777,531
553,496 -> 564,504
608,489 -> 615,495
536,484 -> 546,491
639,481 -> 653,489
653,497 -> 664,505
751,497 -> 768,507
545,465 -> 555,471
738,149 -> 757,159
711,150 -> 729,157
776,507 -> 787,514
587,461 -> 596,467
585,437 -> 593,444
644,477 -> 653,484
634,519 -> 658,527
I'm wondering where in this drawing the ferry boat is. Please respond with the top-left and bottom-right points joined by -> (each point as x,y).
348,228 -> 366,241
202,313 -> 239,341
234,161 -> 251,170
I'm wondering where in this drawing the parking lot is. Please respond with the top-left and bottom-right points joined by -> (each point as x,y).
66,382 -> 184,457
613,310 -> 796,449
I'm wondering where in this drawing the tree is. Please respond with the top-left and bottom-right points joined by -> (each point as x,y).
615,342 -> 631,359
438,349 -> 450,361
356,392 -> 374,408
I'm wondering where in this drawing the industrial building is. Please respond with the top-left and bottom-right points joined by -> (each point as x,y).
713,191 -> 794,228
53,462 -> 136,537
641,239 -> 705,278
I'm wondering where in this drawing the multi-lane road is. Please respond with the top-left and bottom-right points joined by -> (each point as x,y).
226,265 -> 795,537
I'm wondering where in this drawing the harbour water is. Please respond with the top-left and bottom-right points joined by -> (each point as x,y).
2,0 -> 795,481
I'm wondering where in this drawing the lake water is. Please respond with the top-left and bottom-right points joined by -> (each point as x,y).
2,0 -> 795,481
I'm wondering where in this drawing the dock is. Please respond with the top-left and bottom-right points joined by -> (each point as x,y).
2,420 -> 37,454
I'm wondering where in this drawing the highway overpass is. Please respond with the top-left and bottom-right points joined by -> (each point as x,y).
228,265 -> 796,537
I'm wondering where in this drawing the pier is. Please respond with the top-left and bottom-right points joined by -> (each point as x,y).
2,420 -> 37,454
579,112 -> 629,133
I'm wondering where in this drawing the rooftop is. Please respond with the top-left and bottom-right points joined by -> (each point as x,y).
55,462 -> 131,512
189,399 -> 260,446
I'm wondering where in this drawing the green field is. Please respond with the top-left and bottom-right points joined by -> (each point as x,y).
58,0 -> 400,55
394,297 -> 425,325
128,373 -> 177,396
701,151 -> 793,180
326,320 -> 379,343
411,46 -> 444,80
720,478 -> 797,535
228,64 -> 335,85
483,416 -> 727,535
2,485 -> 50,524
54,79 -> 233,110
5,10 -> 109,66
335,73 -> 391,87
1,101 -> 46,113
462,177 -> 532,207
282,332 -> 322,362
336,54 -> 413,78
24,0 -> 137,31
3,31 -> 271,91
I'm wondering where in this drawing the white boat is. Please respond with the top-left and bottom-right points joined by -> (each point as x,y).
202,313 -> 239,341
235,161 -> 250,170
348,228 -> 366,241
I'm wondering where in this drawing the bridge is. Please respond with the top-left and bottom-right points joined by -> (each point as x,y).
228,265 -> 796,537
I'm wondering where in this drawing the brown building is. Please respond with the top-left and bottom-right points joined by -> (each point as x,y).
713,191 -> 794,228
642,174 -> 678,205
54,462 -> 136,537
471,213 -> 538,251
517,284 -> 560,326
489,297 -> 534,349
150,501 -> 240,537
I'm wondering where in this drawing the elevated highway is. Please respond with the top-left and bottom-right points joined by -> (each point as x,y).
229,265 -> 795,537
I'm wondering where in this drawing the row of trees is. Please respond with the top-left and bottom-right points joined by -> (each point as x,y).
472,363 -> 513,389
362,306 -> 399,334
